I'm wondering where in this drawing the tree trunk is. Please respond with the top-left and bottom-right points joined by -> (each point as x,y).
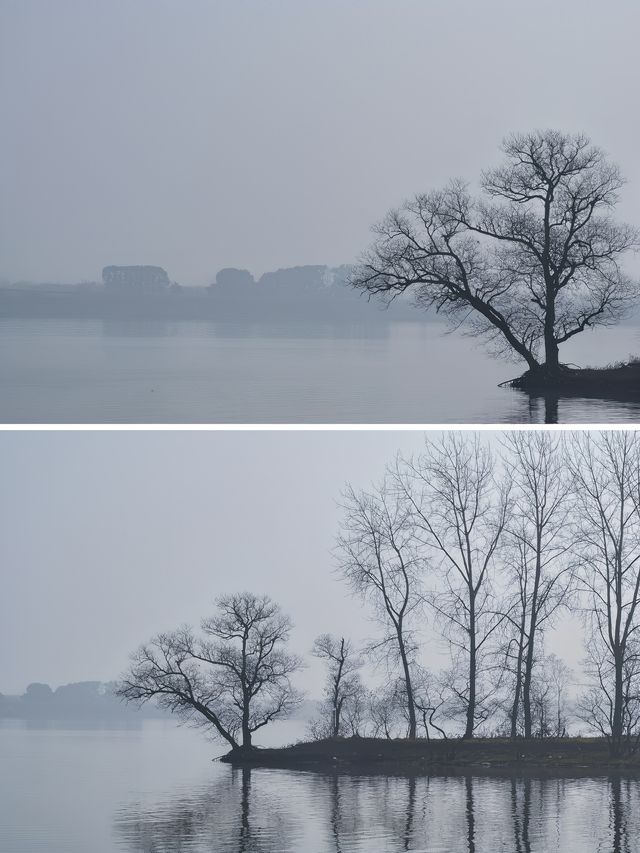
465,599 -> 476,739
397,629 -> 417,739
543,282 -> 560,371
242,694 -> 252,750
542,190 -> 560,375
523,621 -> 537,739
523,534 -> 543,738
544,326 -> 560,374
611,654 -> 624,758
510,637 -> 524,740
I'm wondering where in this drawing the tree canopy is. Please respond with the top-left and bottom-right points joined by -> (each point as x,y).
351,130 -> 638,374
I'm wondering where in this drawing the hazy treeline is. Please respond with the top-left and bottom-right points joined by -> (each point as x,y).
117,432 -> 640,757
0,680 -> 166,720
0,264 -> 416,323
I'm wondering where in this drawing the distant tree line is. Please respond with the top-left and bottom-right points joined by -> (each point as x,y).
118,432 -> 640,758
0,680 -> 166,719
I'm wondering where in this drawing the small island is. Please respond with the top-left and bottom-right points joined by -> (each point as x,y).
221,736 -> 640,776
508,361 -> 640,399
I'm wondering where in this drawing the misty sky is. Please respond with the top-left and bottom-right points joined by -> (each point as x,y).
1,0 -> 639,286
0,429 -> 585,696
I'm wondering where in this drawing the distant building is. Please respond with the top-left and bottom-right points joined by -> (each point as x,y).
102,265 -> 170,293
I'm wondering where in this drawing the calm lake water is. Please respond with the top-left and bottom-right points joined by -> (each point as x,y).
1,719 -> 639,853
2,318 -> 640,423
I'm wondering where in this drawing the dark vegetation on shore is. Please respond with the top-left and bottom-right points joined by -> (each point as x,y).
221,736 -> 640,775
508,361 -> 640,397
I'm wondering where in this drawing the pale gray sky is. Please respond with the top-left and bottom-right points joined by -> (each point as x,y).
1,0 -> 639,285
0,429 -> 584,696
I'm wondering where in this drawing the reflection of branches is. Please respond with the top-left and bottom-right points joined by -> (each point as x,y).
465,776 -> 475,853
114,766 -> 290,853
511,778 -> 532,853
403,776 -> 417,851
609,777 -> 631,853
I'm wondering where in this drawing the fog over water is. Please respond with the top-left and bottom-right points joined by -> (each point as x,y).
0,429 -> 586,698
1,0 -> 639,286
3,319 -> 640,424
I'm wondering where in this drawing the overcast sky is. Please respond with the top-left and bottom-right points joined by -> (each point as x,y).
0,429 -> 586,696
1,0 -> 639,285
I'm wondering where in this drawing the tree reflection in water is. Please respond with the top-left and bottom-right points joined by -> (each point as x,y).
114,766 -> 294,853
609,776 -> 631,853
114,767 -> 640,853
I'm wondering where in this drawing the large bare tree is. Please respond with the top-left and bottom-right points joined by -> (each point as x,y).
568,433 -> 640,756
116,592 -> 302,751
395,434 -> 509,738
499,432 -> 574,738
336,481 -> 424,738
351,130 -> 638,376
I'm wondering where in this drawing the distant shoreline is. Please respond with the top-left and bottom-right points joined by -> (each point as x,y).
0,283 -> 419,325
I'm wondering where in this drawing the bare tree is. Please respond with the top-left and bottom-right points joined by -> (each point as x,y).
499,432 -> 574,738
530,653 -> 573,737
336,481 -> 424,738
116,592 -> 302,751
412,665 -> 449,740
310,634 -> 364,738
351,130 -> 638,376
366,680 -> 407,739
395,434 -> 509,738
341,680 -> 368,737
568,433 -> 640,756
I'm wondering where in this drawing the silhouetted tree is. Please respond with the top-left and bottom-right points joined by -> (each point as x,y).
499,432 -> 574,738
395,434 -> 509,738
568,433 -> 640,756
116,592 -> 302,750
336,481 -> 424,738
367,680 -> 407,739
530,653 -> 573,737
310,634 -> 364,737
351,130 -> 638,376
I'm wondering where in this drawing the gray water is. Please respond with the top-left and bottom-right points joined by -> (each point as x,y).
1,720 -> 639,853
2,319 -> 640,423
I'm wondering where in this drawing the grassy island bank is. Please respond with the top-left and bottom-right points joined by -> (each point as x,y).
220,737 -> 640,776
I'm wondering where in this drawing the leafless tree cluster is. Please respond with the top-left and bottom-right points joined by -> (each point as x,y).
117,434 -> 640,756
568,433 -> 640,756
351,130 -> 638,375
334,432 -> 640,754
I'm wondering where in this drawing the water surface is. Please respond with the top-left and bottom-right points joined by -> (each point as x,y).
2,319 -> 640,423
1,720 -> 639,852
